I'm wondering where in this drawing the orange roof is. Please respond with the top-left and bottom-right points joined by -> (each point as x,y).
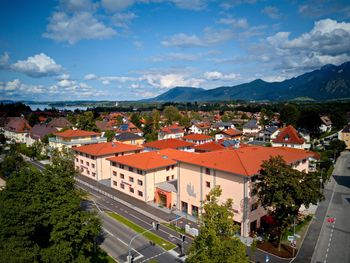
161,124 -> 184,134
73,142 -> 143,157
54,129 -> 100,138
194,141 -> 225,152
176,146 -> 315,176
107,149 -> 196,171
272,125 -> 305,145
143,138 -> 195,150
220,128 -> 243,137
183,134 -> 212,141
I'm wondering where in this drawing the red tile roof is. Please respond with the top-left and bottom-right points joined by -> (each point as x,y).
48,117 -> 72,128
160,124 -> 184,134
219,128 -> 243,137
54,129 -> 100,138
143,138 -> 195,150
272,125 -> 305,145
107,149 -> 196,171
4,117 -> 31,133
176,146 -> 315,176
73,142 -> 142,156
194,141 -> 225,152
182,134 -> 212,141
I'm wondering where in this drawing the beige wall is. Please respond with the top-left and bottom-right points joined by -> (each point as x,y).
340,132 -> 350,149
4,130 -> 28,143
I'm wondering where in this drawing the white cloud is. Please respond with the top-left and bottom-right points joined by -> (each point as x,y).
203,71 -> 239,81
112,12 -> 137,28
101,0 -> 135,12
43,11 -> 116,44
262,6 -> 281,19
170,0 -> 207,11
11,53 -> 63,77
218,17 -> 248,28
133,41 -> 143,49
141,73 -> 204,89
60,0 -> 98,12
84,73 -> 98,80
162,33 -> 204,47
0,52 -> 9,69
152,52 -> 199,62
84,73 -> 136,84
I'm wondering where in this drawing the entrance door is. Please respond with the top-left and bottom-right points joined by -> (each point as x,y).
159,193 -> 167,207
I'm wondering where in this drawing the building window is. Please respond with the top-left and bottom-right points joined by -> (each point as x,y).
166,166 -> 170,171
138,191 -> 143,197
192,205 -> 199,217
137,179 -> 143,186
120,184 -> 125,189
171,165 -> 175,169
92,163 -> 95,168
181,201 -> 188,214
166,176 -> 170,181
119,164 -> 124,169
129,167 -> 134,172
75,158 -> 78,162
87,170 -> 90,175
86,162 -> 89,166
205,168 -> 210,175
91,156 -> 95,160
130,187 -> 134,193
206,181 -> 210,188
112,162 -> 117,167
113,171 -> 117,176
80,160 -> 83,164
113,181 -> 117,186
137,169 -> 143,175
129,177 -> 134,183
120,173 -> 124,179
92,172 -> 96,177
171,175 -> 174,180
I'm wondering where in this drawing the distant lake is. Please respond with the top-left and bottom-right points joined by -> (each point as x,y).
27,103 -> 88,111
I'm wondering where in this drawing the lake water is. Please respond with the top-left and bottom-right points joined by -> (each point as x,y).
27,104 -> 88,111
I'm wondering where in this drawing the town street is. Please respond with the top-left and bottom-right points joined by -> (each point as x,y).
311,151 -> 350,263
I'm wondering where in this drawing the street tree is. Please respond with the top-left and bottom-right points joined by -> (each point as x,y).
77,111 -> 98,131
186,186 -> 248,263
164,106 -> 181,125
104,130 -> 115,142
252,156 -> 322,250
279,104 -> 300,126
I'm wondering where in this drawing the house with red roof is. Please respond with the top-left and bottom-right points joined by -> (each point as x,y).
48,117 -> 72,131
189,121 -> 211,135
73,142 -> 143,181
26,123 -> 58,146
49,129 -> 107,150
158,124 -> 184,140
4,117 -> 31,143
182,133 -> 213,145
215,128 -> 243,141
143,138 -> 195,152
107,149 -> 196,206
175,146 -> 317,237
272,125 -> 310,149
115,122 -> 143,136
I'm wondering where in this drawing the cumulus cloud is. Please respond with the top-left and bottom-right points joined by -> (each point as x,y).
0,52 -> 9,69
170,0 -> 207,11
263,19 -> 350,71
112,12 -> 137,28
11,53 -> 63,77
218,17 -> 249,28
84,73 -> 136,84
203,71 -> 239,81
43,11 -> 116,44
152,52 -> 199,62
84,73 -> 98,80
141,73 -> 204,89
101,0 -> 135,12
162,33 -> 204,47
60,0 -> 98,12
262,6 -> 281,19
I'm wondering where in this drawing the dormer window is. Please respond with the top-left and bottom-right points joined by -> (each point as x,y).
284,135 -> 289,141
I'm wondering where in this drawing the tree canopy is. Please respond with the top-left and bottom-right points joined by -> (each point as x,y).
252,156 -> 322,250
0,148 -> 101,263
186,186 -> 248,263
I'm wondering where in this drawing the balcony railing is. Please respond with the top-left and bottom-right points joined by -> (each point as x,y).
49,137 -> 107,145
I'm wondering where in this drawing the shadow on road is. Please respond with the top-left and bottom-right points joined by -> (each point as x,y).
333,175 -> 350,188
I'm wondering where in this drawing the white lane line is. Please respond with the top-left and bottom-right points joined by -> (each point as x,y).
140,251 -> 167,263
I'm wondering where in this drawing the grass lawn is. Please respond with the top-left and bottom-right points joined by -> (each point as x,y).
91,247 -> 116,263
162,223 -> 186,235
106,212 -> 176,251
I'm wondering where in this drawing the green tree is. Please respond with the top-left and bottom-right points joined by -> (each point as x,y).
130,112 -> 141,128
77,111 -> 98,131
163,106 -> 181,125
279,104 -> 300,126
252,156 -> 322,250
0,149 -> 25,179
297,109 -> 322,136
330,111 -> 347,130
0,148 -> 101,263
179,114 -> 191,127
186,186 -> 248,263
328,139 -> 346,158
104,130 -> 115,142
66,112 -> 77,126
151,109 -> 160,130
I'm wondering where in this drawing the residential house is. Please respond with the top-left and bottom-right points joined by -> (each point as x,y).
194,139 -> 241,153
211,122 -> 235,131
49,129 -> 107,150
256,126 -> 279,142
158,124 -> 184,140
48,117 -> 72,131
95,120 -> 113,132
73,142 -> 143,182
143,138 -> 195,152
319,116 -> 332,133
182,134 -> 213,145
215,128 -> 243,141
115,122 -> 143,136
3,117 -> 31,143
26,123 -> 58,146
189,122 -> 211,135
339,124 -> 350,149
107,148 -> 195,205
175,146 -> 315,236
242,119 -> 261,136
272,125 -> 310,150
115,132 -> 145,146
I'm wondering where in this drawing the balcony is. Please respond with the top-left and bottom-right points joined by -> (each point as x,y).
49,137 -> 107,145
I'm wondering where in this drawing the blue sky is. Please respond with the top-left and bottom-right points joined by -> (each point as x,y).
1,0 -> 350,101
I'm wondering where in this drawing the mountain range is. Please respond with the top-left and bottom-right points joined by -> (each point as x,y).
143,61 -> 350,102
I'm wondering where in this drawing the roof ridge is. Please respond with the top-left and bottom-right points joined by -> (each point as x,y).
233,150 -> 250,176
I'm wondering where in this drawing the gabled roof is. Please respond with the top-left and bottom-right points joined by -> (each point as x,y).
30,124 -> 58,140
107,148 -> 195,171
115,132 -> 143,141
218,128 -> 242,137
194,141 -> 225,152
320,116 -> 332,126
212,122 -> 233,128
243,119 -> 259,129
272,125 -> 305,145
95,120 -> 113,131
54,129 -> 100,138
182,134 -> 212,141
263,126 -> 279,134
48,117 -> 71,128
143,138 -> 195,150
176,146 -> 316,177
192,122 -> 211,129
73,142 -> 142,156
342,124 -> 350,133
4,117 -> 31,133
160,124 -> 184,134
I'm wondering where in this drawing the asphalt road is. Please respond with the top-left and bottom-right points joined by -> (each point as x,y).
311,151 -> 350,263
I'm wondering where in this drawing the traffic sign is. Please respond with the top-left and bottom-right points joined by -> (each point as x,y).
288,235 -> 295,241
265,255 -> 270,262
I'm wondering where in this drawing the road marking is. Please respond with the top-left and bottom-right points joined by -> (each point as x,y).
140,251 -> 166,263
